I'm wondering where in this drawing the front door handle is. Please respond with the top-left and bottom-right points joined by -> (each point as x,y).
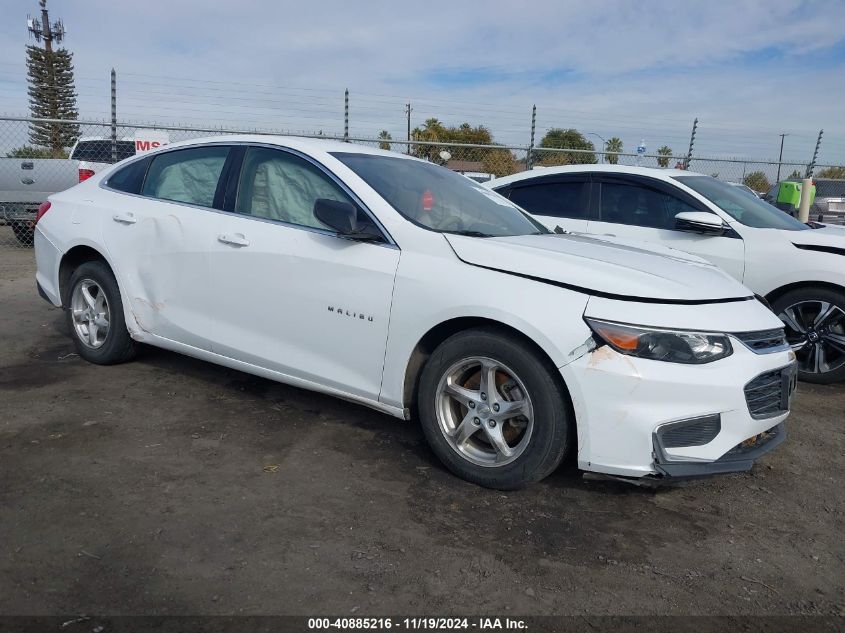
112,213 -> 137,224
218,233 -> 250,247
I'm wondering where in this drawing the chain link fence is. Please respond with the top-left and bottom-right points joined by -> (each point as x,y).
1,116 -> 843,249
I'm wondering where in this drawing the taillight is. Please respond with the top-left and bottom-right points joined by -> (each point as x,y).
78,168 -> 95,182
35,201 -> 51,223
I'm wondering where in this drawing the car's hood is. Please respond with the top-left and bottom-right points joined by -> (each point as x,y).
444,233 -> 753,303
789,225 -> 845,246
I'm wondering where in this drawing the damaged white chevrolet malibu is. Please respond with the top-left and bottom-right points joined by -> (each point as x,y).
34,136 -> 796,489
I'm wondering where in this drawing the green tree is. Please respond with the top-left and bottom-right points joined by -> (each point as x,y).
6,145 -> 67,158
604,137 -> 623,164
483,146 -> 519,177
788,169 -> 802,179
378,130 -> 392,151
26,43 -> 79,157
817,166 -> 845,179
410,118 -> 495,164
535,128 -> 596,165
657,145 -> 673,168
743,171 -> 771,193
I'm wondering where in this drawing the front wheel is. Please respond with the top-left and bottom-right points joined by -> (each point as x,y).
772,287 -> 845,384
417,328 -> 572,489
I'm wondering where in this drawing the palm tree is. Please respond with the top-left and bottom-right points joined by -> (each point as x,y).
378,130 -> 392,151
657,145 -> 673,168
605,137 -> 623,164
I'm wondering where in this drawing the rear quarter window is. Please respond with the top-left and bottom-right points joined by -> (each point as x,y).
104,157 -> 151,195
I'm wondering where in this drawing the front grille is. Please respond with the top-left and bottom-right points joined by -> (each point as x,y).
732,328 -> 789,354
658,414 -> 721,448
744,367 -> 794,418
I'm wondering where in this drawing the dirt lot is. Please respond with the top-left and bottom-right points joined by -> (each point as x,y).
1,234 -> 843,617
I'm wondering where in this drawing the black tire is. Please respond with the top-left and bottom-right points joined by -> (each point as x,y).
771,286 -> 845,384
11,222 -> 34,247
417,327 -> 572,490
65,261 -> 137,365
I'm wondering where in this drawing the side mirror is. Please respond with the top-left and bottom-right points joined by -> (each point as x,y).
675,211 -> 726,236
314,198 -> 358,234
313,198 -> 384,242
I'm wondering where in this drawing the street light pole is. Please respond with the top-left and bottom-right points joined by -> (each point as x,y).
776,133 -> 789,182
587,132 -> 606,163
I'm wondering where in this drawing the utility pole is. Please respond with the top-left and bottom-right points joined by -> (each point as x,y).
683,118 -> 698,169
776,133 -> 789,182
527,104 -> 536,170
343,89 -> 349,142
805,129 -> 823,178
110,68 -> 117,161
405,101 -> 412,155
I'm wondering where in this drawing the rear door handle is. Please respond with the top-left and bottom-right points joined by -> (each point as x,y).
218,233 -> 250,247
112,213 -> 137,224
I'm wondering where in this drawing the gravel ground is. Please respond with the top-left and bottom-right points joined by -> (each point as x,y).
1,237 -> 843,617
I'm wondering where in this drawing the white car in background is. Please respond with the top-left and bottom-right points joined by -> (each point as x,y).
489,165 -> 845,384
34,137 -> 794,488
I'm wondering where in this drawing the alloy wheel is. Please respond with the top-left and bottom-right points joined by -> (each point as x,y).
70,279 -> 111,349
779,300 -> 845,375
435,356 -> 534,467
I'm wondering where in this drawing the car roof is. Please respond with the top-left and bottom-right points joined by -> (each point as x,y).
487,164 -> 705,188
75,136 -> 135,143
142,134 -> 415,162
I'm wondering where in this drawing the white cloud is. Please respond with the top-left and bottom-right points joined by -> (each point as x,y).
0,0 -> 843,163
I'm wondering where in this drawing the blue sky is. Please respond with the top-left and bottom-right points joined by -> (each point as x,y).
1,0 -> 844,165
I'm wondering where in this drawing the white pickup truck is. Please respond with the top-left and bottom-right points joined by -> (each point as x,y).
0,157 -> 77,245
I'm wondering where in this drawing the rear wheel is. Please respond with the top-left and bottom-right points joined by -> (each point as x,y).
772,287 -> 845,384
66,261 -> 137,365
417,328 -> 571,489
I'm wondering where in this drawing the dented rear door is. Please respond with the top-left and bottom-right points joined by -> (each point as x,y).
101,145 -> 232,350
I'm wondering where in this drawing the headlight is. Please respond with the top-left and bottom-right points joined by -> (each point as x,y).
585,318 -> 733,364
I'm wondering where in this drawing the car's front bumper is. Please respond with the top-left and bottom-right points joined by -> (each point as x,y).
560,340 -> 795,479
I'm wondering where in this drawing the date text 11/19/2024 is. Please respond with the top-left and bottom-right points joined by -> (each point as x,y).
307,617 -> 528,630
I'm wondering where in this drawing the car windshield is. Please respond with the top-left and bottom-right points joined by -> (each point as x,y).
332,152 -> 547,237
675,175 -> 809,231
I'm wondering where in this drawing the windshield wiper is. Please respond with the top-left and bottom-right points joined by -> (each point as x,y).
444,230 -> 493,238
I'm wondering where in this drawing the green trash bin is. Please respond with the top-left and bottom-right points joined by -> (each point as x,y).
775,180 -> 816,216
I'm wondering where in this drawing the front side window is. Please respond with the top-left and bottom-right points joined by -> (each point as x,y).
599,182 -> 699,230
142,146 -> 229,207
675,176 -> 809,231
507,181 -> 589,220
236,147 -> 356,231
332,153 -> 546,237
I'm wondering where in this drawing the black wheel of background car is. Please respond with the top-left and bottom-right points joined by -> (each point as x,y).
417,327 -> 572,490
65,261 -> 137,365
11,222 -> 34,247
772,287 -> 845,384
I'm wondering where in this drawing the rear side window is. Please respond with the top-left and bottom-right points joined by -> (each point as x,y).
142,146 -> 229,207
71,140 -> 136,163
507,181 -> 589,220
105,157 -> 151,194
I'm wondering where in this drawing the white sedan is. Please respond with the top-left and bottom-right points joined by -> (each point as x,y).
489,165 -> 845,384
34,137 -> 795,488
